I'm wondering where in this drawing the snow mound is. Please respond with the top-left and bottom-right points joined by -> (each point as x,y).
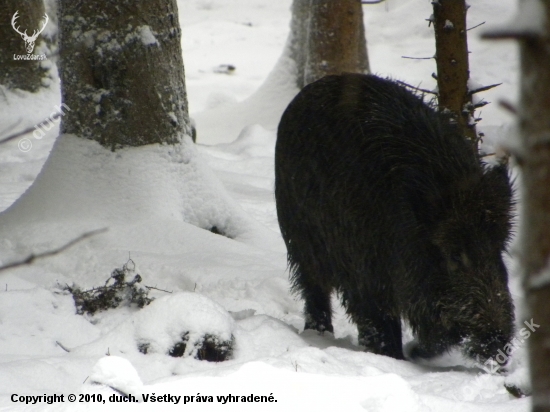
89,356 -> 143,396
0,133 -> 281,269
134,292 -> 235,357
193,42 -> 298,144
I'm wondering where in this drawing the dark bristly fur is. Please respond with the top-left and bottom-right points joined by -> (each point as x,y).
275,73 -> 514,362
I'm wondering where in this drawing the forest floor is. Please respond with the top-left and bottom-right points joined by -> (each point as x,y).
0,0 -> 530,411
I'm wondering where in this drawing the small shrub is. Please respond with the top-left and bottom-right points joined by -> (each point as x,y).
66,260 -> 153,315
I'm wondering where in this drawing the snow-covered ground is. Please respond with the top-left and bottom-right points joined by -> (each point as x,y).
0,0 -> 531,411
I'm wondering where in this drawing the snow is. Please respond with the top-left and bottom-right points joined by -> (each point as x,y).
89,356 -> 143,397
138,26 -> 158,46
483,0 -> 546,37
528,259 -> 550,289
0,0 -> 531,411
134,293 -> 235,356
445,20 -> 454,29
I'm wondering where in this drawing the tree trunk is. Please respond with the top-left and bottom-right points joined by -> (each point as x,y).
516,2 -> 550,410
289,0 -> 369,89
58,0 -> 191,150
288,0 -> 310,89
0,0 -> 50,92
432,0 -> 477,147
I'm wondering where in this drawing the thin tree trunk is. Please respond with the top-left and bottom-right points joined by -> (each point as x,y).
58,0 -> 191,150
0,0 -> 50,92
289,0 -> 310,89
517,3 -> 550,410
289,0 -> 369,89
432,0 -> 477,147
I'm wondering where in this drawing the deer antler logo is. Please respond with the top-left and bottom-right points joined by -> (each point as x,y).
11,11 -> 49,54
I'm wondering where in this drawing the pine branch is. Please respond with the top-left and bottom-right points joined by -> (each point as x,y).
468,83 -> 502,96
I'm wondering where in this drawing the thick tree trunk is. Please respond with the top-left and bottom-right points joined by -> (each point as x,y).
516,3 -> 550,410
58,0 -> 191,150
432,0 -> 477,147
0,0 -> 50,92
289,0 -> 369,89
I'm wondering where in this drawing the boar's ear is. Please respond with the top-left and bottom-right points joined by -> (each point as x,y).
480,164 -> 514,244
482,163 -> 513,206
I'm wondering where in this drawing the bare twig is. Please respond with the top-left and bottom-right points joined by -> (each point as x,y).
401,56 -> 433,60
0,123 -> 38,146
145,285 -> 173,294
56,341 -> 71,353
395,80 -> 437,95
0,228 -> 108,273
467,21 -> 486,31
498,99 -> 518,115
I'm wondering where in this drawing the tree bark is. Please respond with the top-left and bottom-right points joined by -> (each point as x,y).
58,0 -> 191,150
0,0 -> 50,92
516,2 -> 550,410
289,0 -> 369,89
288,0 -> 310,89
432,0 -> 477,147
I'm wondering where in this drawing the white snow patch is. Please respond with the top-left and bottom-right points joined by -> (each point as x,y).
483,0 -> 546,36
167,111 -> 178,124
89,356 -> 143,396
138,25 -> 159,46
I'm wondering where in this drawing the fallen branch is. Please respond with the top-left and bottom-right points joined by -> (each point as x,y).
0,112 -> 63,146
0,228 -> 107,273
56,341 -> 71,353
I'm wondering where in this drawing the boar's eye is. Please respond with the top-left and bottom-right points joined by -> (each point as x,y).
451,252 -> 464,265
447,252 -> 470,270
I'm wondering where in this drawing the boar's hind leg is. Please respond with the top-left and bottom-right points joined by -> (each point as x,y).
295,274 -> 334,334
